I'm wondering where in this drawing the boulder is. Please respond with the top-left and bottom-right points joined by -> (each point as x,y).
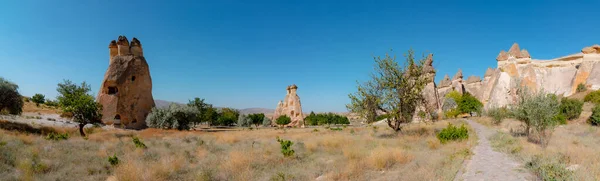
97,36 -> 155,129
582,45 -> 600,54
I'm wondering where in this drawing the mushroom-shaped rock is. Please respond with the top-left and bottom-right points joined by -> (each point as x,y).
423,54 -> 435,73
496,50 -> 508,61
130,37 -> 143,57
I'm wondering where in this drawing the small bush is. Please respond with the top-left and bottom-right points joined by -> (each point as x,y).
589,104 -> 600,126
262,116 -> 272,127
237,114 -> 251,127
45,100 -> 59,107
108,154 -> 119,166
486,107 -> 510,125
31,93 -> 45,106
132,137 -> 147,149
276,115 -> 291,125
526,155 -> 573,180
576,83 -> 587,93
329,127 -> 343,131
45,132 -> 69,141
558,97 -> 583,120
437,123 -> 468,143
444,109 -> 461,119
276,137 -> 295,157
584,90 -> 600,104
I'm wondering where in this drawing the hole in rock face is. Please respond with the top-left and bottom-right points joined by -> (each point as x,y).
132,119 -> 137,123
131,76 -> 136,81
108,87 -> 118,95
114,114 -> 121,120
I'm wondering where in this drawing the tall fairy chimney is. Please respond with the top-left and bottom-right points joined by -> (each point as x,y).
130,37 -> 143,57
117,35 -> 130,55
108,40 -> 118,63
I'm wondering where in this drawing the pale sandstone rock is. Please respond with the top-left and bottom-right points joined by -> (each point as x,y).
97,36 -> 155,129
452,69 -> 463,81
582,45 -> 600,54
508,43 -> 522,58
484,68 -> 494,77
418,54 -> 441,120
520,49 -> 531,58
496,50 -> 508,61
466,75 -> 482,84
272,85 -> 304,127
439,75 -> 452,87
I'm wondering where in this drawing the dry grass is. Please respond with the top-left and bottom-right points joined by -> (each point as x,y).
477,117 -> 600,180
22,101 -> 61,114
0,119 -> 474,181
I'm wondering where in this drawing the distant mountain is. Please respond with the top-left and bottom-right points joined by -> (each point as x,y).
154,99 -> 184,108
239,108 -> 275,115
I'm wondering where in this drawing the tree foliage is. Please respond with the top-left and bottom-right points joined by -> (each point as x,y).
589,104 -> 600,126
276,115 -> 291,125
0,77 -> 24,115
304,112 -> 350,125
217,108 -> 239,126
512,86 -> 560,147
347,50 -> 429,132
457,92 -> 483,116
237,114 -> 251,127
31,93 -> 46,106
248,113 -> 266,127
56,80 -> 102,136
187,97 -> 218,125
146,103 -> 201,130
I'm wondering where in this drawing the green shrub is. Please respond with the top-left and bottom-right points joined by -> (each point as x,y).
262,116 -> 272,127
132,137 -> 147,149
45,99 -> 59,107
276,115 -> 291,125
553,114 -> 567,125
108,154 -> 119,166
304,112 -> 350,125
0,77 -> 24,115
458,92 -> 483,116
276,137 -> 295,157
247,113 -> 266,127
45,132 -> 69,141
237,114 -> 251,127
584,90 -> 600,104
577,83 -> 587,93
436,123 -> 468,143
216,108 -> 239,126
418,111 -> 426,119
31,93 -> 45,106
589,104 -> 600,126
444,109 -> 461,119
375,114 -> 389,121
486,107 -> 510,125
512,88 -> 560,147
526,155 -> 573,180
146,103 -> 201,130
558,97 -> 583,120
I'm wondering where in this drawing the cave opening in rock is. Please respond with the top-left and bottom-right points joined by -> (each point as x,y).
114,114 -> 121,120
131,76 -> 136,81
108,87 -> 118,94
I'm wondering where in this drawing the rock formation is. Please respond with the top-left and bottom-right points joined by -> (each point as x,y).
97,36 -> 155,129
438,43 -> 600,109
272,85 -> 304,127
415,54 -> 441,121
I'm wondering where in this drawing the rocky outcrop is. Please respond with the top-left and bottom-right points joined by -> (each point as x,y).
452,69 -> 465,94
582,45 -> 600,54
97,36 -> 155,129
272,85 -> 304,127
419,54 -> 441,120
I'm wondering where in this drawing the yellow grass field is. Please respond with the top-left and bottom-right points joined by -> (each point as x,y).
0,119 -> 474,181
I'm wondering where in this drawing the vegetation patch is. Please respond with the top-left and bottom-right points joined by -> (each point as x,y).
436,123 -> 468,143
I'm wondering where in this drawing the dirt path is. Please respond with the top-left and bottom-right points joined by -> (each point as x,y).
454,119 -> 534,181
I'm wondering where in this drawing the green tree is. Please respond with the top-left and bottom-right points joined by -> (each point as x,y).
262,116 -> 272,127
217,108 -> 239,126
57,80 -> 92,110
512,86 -> 560,147
347,50 -> 429,132
146,104 -> 201,130
276,115 -> 291,125
458,92 -> 483,116
187,98 -> 218,125
0,77 -> 24,115
237,114 -> 251,127
248,113 -> 266,127
58,82 -> 102,136
304,111 -> 318,125
31,93 -> 46,106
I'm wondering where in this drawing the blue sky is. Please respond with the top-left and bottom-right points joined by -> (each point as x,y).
1,1 -> 599,112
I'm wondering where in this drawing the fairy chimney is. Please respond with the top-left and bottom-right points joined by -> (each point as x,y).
272,84 -> 304,127
97,36 -> 155,129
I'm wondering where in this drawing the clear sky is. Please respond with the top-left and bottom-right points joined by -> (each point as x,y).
1,1 -> 599,112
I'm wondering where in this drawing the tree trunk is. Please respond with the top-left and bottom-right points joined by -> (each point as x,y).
79,123 -> 86,137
